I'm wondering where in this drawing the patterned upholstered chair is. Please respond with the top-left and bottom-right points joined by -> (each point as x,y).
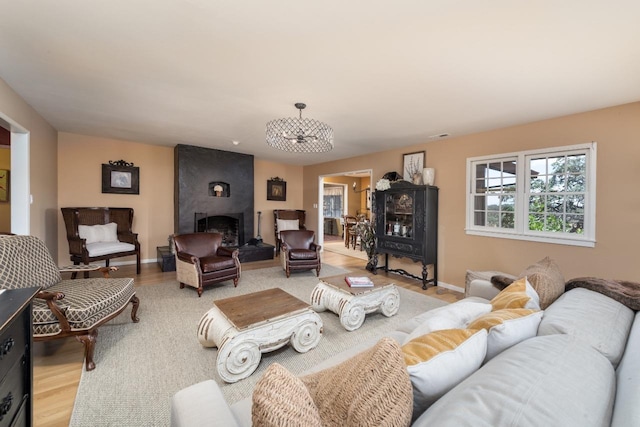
279,230 -> 321,278
0,235 -> 140,371
173,233 -> 241,297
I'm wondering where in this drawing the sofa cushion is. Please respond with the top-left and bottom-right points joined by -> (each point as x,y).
490,277 -> 540,310
86,241 -> 136,257
611,312 -> 640,427
402,329 -> 487,417
537,287 -> 634,367
413,335 -> 616,427
78,222 -> 118,244
468,308 -> 543,362
252,363 -> 322,427
32,278 -> 136,330
403,301 -> 492,345
300,337 -> 412,427
517,256 -> 564,309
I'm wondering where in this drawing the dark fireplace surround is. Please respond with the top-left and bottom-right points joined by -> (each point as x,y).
174,145 -> 254,245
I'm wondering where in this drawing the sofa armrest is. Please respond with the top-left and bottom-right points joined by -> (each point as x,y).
171,380 -> 240,427
466,279 -> 501,300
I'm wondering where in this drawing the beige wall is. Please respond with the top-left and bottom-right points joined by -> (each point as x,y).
254,160 -> 304,246
57,133 -> 175,265
57,135 -> 304,263
305,102 -> 640,288
0,148 -> 9,232
0,76 -> 59,254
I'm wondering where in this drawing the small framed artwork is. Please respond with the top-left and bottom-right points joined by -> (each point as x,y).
267,178 -> 286,201
0,169 -> 8,202
366,188 -> 372,210
102,160 -> 140,195
403,151 -> 425,182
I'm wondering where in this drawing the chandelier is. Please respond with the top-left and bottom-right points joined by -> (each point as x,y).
266,103 -> 334,153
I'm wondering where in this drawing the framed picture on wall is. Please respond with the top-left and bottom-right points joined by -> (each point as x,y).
403,151 -> 425,182
102,160 -> 140,195
267,178 -> 286,201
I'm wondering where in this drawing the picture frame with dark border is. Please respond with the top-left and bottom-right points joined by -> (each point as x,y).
102,160 -> 140,195
403,151 -> 425,182
267,178 -> 286,201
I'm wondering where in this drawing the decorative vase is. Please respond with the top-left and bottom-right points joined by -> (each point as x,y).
423,168 -> 435,186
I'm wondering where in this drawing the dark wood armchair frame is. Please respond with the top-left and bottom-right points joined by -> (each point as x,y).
37,288 -> 140,371
273,209 -> 306,256
61,207 -> 141,275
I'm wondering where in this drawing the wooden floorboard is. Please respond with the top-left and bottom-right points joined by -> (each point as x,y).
33,251 -> 463,426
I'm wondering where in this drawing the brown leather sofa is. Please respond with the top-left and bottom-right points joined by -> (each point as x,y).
279,230 -> 321,278
173,233 -> 241,297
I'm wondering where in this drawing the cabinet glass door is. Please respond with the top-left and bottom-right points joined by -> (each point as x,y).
384,191 -> 414,238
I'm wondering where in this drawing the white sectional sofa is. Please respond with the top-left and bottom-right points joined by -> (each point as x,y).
171,261 -> 639,427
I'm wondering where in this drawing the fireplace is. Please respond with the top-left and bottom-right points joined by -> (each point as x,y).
195,213 -> 244,246
175,144 -> 254,245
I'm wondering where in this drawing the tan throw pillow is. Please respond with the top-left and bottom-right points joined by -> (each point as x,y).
490,277 -> 540,311
518,256 -> 565,309
252,363 -> 322,427
301,337 -> 413,427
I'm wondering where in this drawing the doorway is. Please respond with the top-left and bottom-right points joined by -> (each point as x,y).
317,169 -> 372,256
0,112 -> 30,235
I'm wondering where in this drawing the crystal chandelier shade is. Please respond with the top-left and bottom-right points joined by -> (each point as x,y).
266,103 -> 334,153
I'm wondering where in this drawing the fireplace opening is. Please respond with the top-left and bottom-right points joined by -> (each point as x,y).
195,213 -> 244,246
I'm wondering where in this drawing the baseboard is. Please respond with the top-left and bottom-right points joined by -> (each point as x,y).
436,281 -> 464,294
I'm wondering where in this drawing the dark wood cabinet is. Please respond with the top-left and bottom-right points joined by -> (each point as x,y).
373,182 -> 438,289
0,287 -> 39,427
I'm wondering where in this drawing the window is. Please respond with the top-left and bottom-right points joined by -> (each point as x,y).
466,143 -> 596,247
323,185 -> 344,218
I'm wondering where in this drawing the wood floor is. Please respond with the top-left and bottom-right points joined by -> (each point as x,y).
33,251 -> 463,427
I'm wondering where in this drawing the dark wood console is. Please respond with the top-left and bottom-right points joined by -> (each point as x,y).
0,287 -> 39,427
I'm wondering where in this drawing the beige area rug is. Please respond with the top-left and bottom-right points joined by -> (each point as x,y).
323,239 -> 369,261
69,264 -> 447,427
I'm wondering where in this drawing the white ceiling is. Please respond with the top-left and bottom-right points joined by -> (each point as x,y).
1,1 -> 639,166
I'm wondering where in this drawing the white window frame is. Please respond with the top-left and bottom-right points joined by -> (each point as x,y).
466,142 -> 597,247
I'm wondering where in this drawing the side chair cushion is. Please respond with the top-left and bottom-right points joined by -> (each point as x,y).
200,256 -> 236,273
32,277 -> 135,336
86,241 -> 136,257
0,234 -> 61,291
289,249 -> 318,261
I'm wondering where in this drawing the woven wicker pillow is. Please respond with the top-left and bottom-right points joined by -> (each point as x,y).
252,363 -> 322,427
301,337 -> 413,427
518,256 -> 565,309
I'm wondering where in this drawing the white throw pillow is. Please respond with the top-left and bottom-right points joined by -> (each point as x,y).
403,301 -> 492,345
402,328 -> 488,417
276,219 -> 299,236
468,309 -> 544,362
78,222 -> 119,244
